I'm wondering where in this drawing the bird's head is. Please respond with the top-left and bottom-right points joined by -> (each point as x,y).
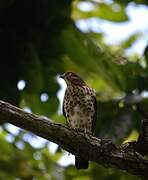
59,72 -> 86,87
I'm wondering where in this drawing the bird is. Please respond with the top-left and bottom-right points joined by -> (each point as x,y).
60,72 -> 97,169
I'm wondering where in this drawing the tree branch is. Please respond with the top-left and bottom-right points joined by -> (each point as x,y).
0,100 -> 148,178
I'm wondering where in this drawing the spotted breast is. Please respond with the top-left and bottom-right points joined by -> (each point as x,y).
63,86 -> 96,134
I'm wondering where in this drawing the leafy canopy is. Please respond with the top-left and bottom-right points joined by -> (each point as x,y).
0,0 -> 147,179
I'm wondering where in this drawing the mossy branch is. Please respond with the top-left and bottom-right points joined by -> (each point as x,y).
0,100 -> 148,178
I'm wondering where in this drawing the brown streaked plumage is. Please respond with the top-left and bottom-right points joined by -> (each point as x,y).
60,72 -> 97,169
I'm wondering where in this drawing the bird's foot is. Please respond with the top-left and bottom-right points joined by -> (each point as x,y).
67,125 -> 80,134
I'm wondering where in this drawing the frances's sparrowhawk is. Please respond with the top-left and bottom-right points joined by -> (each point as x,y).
60,72 -> 97,169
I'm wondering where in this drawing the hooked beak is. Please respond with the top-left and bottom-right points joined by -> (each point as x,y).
59,74 -> 65,79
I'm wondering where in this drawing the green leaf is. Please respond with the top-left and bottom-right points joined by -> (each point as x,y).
72,2 -> 128,22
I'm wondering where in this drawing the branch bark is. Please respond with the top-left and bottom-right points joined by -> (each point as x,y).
0,100 -> 148,178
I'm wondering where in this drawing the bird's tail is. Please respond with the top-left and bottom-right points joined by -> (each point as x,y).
75,156 -> 88,169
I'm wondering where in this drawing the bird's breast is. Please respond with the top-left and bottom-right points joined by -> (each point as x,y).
64,91 -> 94,133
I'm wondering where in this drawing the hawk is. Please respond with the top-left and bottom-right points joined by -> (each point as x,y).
60,72 -> 97,169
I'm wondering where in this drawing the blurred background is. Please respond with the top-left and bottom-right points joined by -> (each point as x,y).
0,0 -> 148,179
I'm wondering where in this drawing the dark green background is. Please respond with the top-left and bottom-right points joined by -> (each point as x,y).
0,0 -> 147,179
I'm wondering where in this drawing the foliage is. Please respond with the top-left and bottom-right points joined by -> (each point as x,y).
0,0 -> 147,179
